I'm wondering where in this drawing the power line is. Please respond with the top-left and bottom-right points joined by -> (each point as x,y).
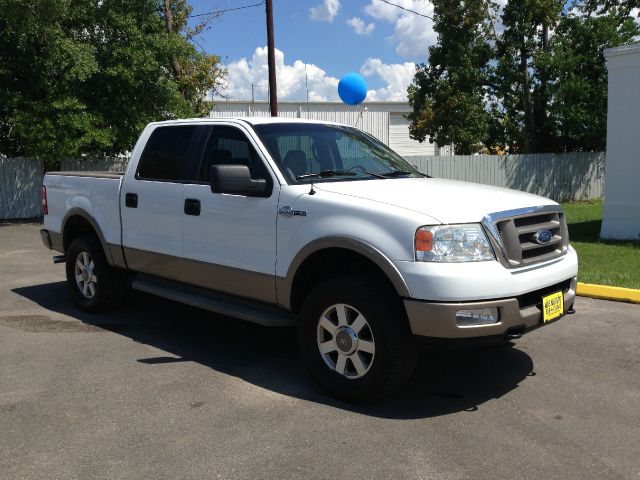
378,0 -> 498,40
187,1 -> 265,19
377,0 -> 435,21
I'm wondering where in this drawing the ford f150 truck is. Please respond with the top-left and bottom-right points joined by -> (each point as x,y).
41,118 -> 578,401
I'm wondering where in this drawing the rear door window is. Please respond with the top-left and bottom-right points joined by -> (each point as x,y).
136,126 -> 197,181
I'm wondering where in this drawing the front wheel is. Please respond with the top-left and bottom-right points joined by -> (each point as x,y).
65,235 -> 128,312
298,275 -> 417,402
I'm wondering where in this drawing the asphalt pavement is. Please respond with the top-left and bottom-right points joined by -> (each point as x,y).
1,223 -> 639,480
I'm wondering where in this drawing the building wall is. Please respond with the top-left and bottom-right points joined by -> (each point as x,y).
389,113 -> 438,156
210,101 -> 438,156
601,44 -> 640,240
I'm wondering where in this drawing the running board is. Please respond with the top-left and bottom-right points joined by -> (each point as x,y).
131,275 -> 297,327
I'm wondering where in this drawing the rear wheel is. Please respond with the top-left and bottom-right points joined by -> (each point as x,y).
65,235 -> 128,311
298,275 -> 417,402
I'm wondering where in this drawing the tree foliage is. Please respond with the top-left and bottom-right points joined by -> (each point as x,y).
545,1 -> 640,151
407,0 -> 494,154
0,0 -> 225,160
490,0 -> 565,153
408,0 -> 640,153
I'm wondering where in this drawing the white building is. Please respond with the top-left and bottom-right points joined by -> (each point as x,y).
601,44 -> 640,240
209,101 -> 443,157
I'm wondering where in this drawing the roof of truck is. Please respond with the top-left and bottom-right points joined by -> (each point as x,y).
148,117 -> 347,127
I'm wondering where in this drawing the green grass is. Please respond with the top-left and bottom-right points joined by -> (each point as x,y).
561,200 -> 640,289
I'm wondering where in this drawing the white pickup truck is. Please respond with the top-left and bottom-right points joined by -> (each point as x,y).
41,117 -> 578,401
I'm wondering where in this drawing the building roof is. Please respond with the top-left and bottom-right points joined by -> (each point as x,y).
604,43 -> 640,58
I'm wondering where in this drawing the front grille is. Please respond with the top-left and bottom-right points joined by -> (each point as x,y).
484,207 -> 569,269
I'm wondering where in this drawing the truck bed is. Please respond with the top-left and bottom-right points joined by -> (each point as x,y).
43,171 -> 124,254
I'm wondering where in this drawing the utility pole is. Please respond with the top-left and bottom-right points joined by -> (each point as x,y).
265,0 -> 278,116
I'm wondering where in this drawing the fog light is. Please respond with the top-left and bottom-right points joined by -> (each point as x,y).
456,308 -> 499,326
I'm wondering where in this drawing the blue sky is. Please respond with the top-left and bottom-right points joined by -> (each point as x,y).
187,0 -> 438,102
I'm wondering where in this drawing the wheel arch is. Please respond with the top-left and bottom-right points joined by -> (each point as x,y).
279,237 -> 411,313
62,208 -> 115,266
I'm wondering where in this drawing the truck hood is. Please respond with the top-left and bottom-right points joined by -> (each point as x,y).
314,177 -> 559,224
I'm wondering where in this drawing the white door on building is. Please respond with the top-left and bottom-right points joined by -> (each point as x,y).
389,113 -> 438,156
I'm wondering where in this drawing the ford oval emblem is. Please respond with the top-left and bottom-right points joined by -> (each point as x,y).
533,229 -> 553,244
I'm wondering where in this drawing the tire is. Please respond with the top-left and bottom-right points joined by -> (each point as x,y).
298,274 -> 417,402
65,234 -> 128,312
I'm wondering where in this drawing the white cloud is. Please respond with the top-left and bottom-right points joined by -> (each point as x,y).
361,58 -> 415,101
347,17 -> 376,35
363,0 -> 435,59
364,0 -> 401,22
221,47 -> 339,101
310,0 -> 340,22
218,48 -> 415,103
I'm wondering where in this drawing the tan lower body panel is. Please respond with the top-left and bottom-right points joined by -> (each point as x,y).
405,278 -> 577,339
123,247 -> 277,304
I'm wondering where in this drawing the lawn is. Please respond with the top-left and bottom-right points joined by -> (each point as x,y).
562,201 -> 640,289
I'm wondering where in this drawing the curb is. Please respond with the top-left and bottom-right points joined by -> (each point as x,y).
576,282 -> 640,304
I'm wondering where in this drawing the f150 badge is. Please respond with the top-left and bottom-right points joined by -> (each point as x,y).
279,206 -> 307,218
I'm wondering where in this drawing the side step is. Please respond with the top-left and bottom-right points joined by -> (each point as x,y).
131,275 -> 297,327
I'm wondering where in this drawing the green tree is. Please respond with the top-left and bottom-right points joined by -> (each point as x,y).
409,0 -> 639,154
490,0 -> 564,153
407,0 -> 494,154
546,1 -> 640,151
0,0 -> 225,161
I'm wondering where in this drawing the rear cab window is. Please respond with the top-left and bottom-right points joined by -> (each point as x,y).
136,126 -> 197,182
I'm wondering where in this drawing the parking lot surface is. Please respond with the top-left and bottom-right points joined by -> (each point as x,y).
1,223 -> 639,480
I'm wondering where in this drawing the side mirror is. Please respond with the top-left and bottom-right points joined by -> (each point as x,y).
210,165 -> 267,197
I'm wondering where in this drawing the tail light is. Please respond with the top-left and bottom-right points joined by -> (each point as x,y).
41,185 -> 48,215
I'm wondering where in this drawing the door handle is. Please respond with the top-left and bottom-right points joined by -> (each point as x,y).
184,198 -> 201,216
125,193 -> 138,208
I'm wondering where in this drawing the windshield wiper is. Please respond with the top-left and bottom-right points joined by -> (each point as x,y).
380,169 -> 430,178
296,168 -> 386,180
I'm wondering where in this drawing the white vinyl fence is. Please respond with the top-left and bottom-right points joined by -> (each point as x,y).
405,152 -> 605,202
0,152 -> 605,220
0,156 -> 44,220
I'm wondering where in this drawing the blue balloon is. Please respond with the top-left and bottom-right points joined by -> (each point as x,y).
338,73 -> 367,105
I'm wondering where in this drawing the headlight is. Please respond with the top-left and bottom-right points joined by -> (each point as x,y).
415,224 -> 495,262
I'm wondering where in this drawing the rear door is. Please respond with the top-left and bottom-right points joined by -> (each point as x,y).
121,125 -> 201,280
182,123 -> 280,304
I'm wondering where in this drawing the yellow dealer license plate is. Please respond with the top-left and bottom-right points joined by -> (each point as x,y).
542,291 -> 564,323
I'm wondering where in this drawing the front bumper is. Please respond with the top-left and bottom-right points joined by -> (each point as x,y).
405,276 -> 576,341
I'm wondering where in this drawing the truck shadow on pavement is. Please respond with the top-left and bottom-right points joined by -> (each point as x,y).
13,281 -> 535,420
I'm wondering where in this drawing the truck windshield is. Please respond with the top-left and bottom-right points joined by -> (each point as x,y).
252,123 -> 424,184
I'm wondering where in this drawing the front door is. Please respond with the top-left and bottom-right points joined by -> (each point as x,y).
182,124 -> 280,304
